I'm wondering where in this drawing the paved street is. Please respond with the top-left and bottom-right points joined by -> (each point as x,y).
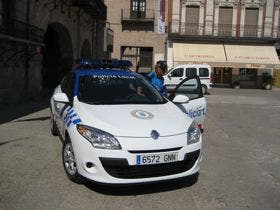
0,88 -> 279,210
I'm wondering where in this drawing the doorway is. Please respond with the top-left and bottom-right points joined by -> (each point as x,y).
42,22 -> 73,88
213,67 -> 232,87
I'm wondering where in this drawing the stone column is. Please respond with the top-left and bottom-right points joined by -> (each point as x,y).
205,0 -> 214,35
239,1 -> 246,37
172,0 -> 180,33
167,39 -> 173,68
263,0 -> 273,37
257,4 -> 263,37
232,1 -> 238,36
213,0 -> 219,36
199,1 -> 205,35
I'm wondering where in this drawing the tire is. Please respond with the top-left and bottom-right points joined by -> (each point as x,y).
202,85 -> 207,95
62,136 -> 83,183
50,112 -> 58,136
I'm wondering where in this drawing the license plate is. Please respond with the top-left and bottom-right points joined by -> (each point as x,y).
136,152 -> 178,165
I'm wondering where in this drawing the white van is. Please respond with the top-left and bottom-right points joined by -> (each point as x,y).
164,64 -> 212,94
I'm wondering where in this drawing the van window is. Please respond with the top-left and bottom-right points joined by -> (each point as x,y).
170,68 -> 184,77
186,68 -> 197,77
199,68 -> 209,77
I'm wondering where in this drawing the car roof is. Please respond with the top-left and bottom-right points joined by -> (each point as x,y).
175,64 -> 211,68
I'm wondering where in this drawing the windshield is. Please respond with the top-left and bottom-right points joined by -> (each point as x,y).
78,74 -> 167,105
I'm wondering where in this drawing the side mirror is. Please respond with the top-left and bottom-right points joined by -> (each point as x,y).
167,74 -> 171,79
53,93 -> 69,103
172,94 -> 189,104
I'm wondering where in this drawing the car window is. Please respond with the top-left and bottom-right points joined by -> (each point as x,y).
186,68 -> 197,77
199,68 -> 209,77
170,68 -> 184,77
78,75 -> 167,105
61,72 -> 75,101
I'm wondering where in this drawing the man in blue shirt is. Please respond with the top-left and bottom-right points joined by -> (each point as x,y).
146,61 -> 168,97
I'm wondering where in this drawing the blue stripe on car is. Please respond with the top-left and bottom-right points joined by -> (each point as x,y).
64,108 -> 82,128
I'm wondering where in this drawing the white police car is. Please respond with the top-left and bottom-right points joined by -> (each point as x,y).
50,65 -> 206,184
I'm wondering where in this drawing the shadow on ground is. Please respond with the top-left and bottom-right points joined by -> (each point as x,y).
0,89 -> 53,124
83,173 -> 199,196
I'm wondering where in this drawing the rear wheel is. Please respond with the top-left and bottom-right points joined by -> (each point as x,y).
62,137 -> 83,183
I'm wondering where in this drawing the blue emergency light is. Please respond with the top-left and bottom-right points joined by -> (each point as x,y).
75,58 -> 132,69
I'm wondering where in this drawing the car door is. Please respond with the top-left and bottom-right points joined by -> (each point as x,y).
168,76 -> 206,130
164,67 -> 185,91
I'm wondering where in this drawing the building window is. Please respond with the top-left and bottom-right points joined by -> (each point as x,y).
218,7 -> 233,36
244,8 -> 259,37
185,5 -> 200,35
131,0 -> 146,19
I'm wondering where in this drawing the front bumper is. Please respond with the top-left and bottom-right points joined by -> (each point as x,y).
68,127 -> 202,184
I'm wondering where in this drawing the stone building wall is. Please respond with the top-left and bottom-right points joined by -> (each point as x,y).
0,0 -> 106,105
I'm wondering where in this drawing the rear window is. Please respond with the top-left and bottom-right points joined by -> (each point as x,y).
186,68 -> 197,77
199,68 -> 209,77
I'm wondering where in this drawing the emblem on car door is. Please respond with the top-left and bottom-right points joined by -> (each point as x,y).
151,130 -> 159,140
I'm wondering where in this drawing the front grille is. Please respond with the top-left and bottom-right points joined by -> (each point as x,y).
99,150 -> 200,179
128,147 -> 182,154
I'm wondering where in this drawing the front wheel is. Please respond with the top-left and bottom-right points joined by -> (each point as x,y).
62,137 -> 83,183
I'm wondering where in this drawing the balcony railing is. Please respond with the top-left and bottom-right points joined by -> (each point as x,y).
243,24 -> 259,37
183,23 -> 202,35
121,9 -> 154,22
216,24 -> 235,37
168,20 -> 270,39
0,16 -> 44,43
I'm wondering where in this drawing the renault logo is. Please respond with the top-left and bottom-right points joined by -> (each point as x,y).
151,130 -> 159,140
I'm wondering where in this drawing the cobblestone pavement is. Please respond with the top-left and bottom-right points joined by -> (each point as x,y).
0,88 -> 279,210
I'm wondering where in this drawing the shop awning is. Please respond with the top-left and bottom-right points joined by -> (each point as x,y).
173,43 -> 227,66
224,45 -> 280,68
172,43 -> 280,69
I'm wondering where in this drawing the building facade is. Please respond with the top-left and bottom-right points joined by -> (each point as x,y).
167,0 -> 280,88
0,0 -> 108,105
105,0 -> 168,72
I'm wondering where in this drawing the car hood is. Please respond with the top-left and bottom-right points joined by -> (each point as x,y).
75,101 -> 192,138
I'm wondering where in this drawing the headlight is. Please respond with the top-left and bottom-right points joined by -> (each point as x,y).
76,125 -> 122,150
187,122 -> 201,145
